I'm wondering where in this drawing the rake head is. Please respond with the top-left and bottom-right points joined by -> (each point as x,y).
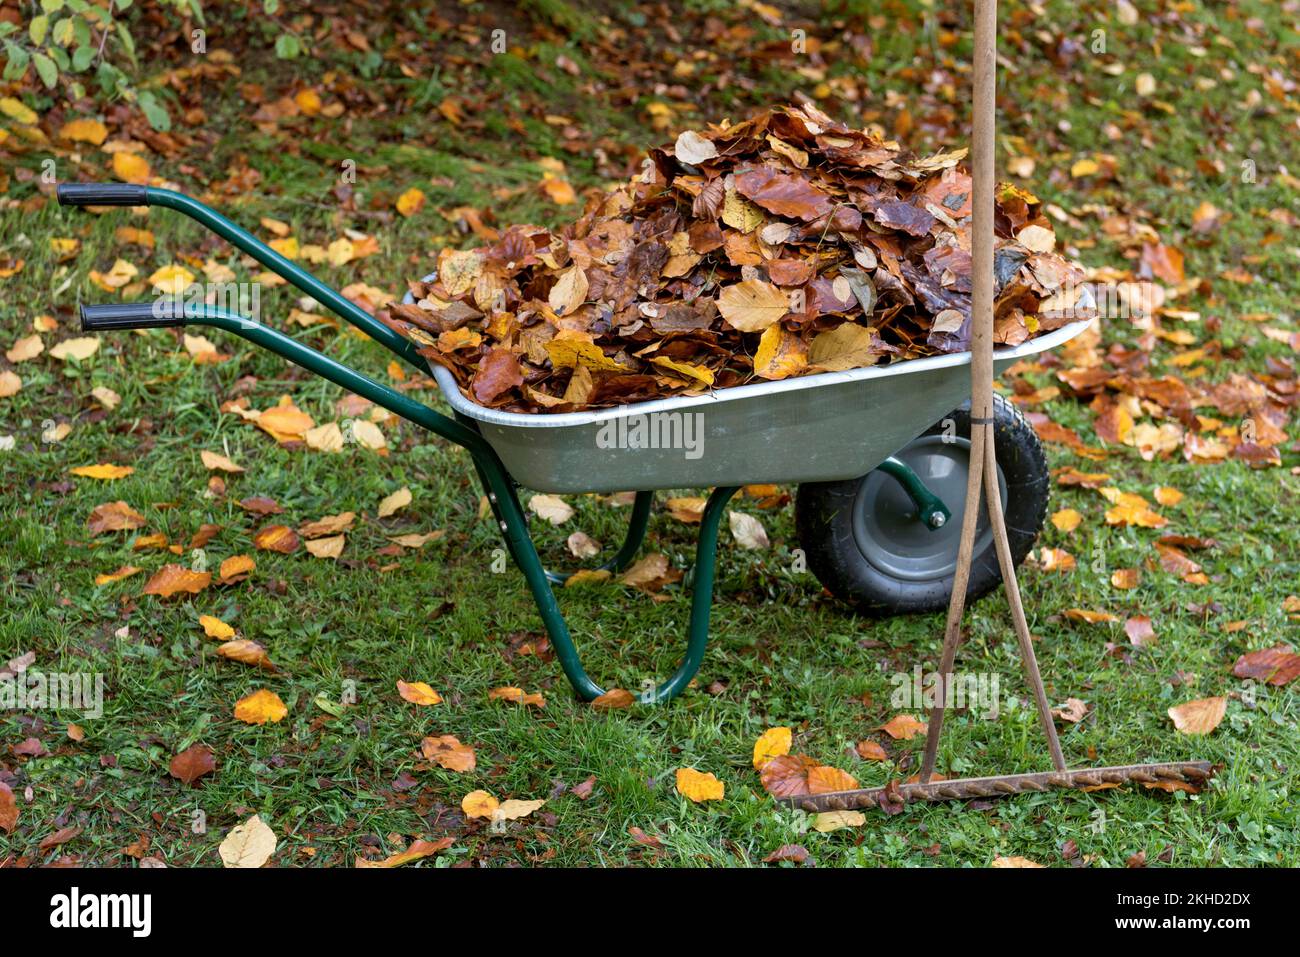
784,761 -> 1215,814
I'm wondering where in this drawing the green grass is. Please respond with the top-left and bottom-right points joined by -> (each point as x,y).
1,0 -> 1297,867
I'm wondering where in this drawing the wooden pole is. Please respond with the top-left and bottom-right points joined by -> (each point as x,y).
919,0 -> 1065,782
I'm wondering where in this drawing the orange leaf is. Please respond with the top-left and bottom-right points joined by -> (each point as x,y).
87,501 -> 146,534
253,525 -> 300,553
879,714 -> 928,740
397,680 -> 443,706
142,564 -> 212,598
488,686 -> 545,708
355,836 -> 453,868
1167,697 -> 1226,735
421,735 -> 476,772
218,554 -> 256,584
591,688 -> 635,710
807,765 -> 858,794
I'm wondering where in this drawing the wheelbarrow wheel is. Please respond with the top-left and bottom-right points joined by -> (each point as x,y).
795,393 -> 1048,616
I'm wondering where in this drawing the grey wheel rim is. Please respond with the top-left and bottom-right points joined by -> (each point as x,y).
851,435 -> 1008,582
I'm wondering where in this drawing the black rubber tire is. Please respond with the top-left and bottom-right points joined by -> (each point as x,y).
795,393 -> 1049,616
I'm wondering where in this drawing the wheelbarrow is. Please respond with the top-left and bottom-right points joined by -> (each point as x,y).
57,182 -> 1089,705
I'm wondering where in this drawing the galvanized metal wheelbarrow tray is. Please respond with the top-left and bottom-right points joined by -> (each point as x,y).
58,183 -> 1091,705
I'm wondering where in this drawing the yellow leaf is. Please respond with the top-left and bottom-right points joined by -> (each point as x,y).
59,118 -> 109,145
70,463 -> 134,480
199,614 -> 236,640
543,333 -> 631,373
148,264 -> 196,295
294,88 -> 322,116
233,689 -> 288,725
1154,486 -> 1184,506
112,151 -> 151,185
461,790 -> 499,819
395,187 -> 426,218
753,324 -> 808,380
675,767 -> 724,803
1050,508 -> 1082,532
0,370 -> 20,397
396,680 -> 442,706
651,355 -> 715,385
0,97 -> 39,125
752,727 -> 792,769
992,856 -> 1045,868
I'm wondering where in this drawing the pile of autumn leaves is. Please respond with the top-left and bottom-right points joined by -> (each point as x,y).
384,103 -> 1089,412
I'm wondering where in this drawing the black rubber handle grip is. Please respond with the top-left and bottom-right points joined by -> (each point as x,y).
57,183 -> 150,207
81,302 -> 186,332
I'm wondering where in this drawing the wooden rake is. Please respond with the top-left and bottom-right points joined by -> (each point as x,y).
785,0 -> 1211,816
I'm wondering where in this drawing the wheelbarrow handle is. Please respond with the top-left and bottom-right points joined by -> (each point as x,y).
57,184 -> 151,207
80,302 -> 184,331
58,183 -> 424,371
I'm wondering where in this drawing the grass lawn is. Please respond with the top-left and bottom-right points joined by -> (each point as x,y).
1,0 -> 1297,867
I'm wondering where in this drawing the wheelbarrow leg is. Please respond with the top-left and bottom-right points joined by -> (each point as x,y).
476,458 -> 737,704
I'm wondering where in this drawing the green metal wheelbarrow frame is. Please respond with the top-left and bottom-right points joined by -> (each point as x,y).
57,182 -> 952,705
